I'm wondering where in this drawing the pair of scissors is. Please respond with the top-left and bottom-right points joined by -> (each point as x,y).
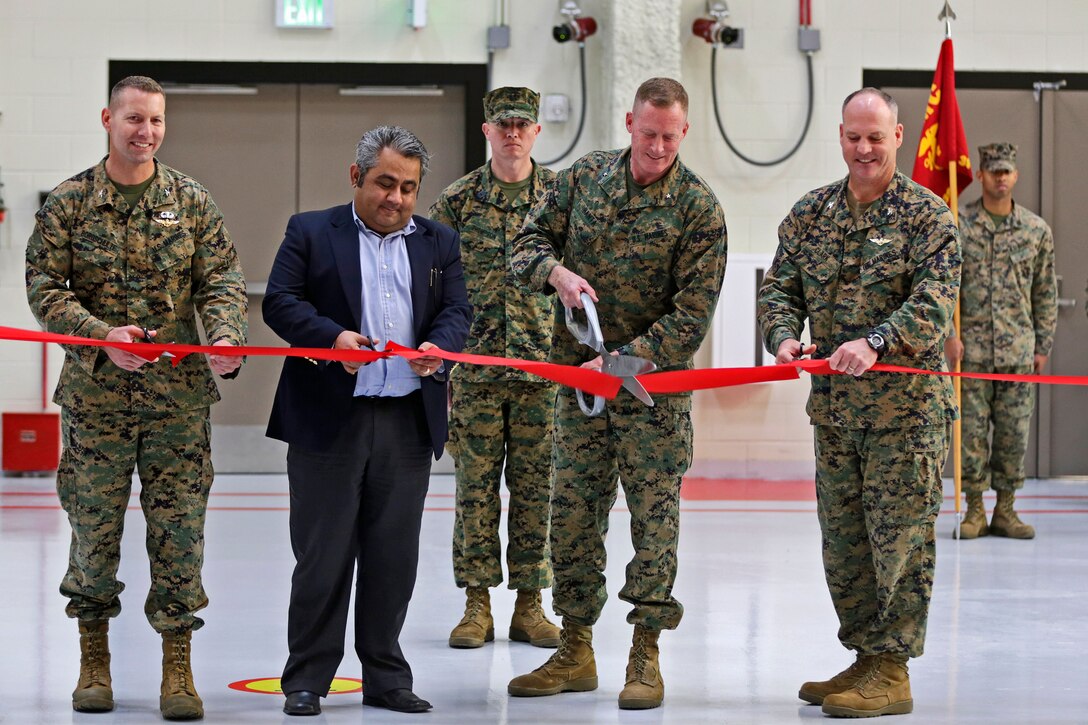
564,293 -> 656,416
141,327 -> 174,359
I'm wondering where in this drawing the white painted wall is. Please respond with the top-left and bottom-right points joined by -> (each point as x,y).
3,0 -> 1087,473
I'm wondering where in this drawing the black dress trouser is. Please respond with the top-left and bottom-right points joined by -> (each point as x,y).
281,391 -> 432,697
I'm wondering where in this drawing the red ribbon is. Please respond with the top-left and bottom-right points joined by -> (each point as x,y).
4,325 -> 1087,399
793,358 -> 1088,387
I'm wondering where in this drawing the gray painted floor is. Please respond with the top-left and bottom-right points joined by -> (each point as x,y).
2,473 -> 1086,724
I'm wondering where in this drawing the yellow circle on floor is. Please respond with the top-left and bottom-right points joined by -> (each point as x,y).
228,677 -> 363,694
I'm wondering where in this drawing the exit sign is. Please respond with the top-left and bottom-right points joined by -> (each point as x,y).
276,0 -> 334,28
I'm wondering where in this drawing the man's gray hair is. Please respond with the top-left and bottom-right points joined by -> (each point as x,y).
841,87 -> 899,121
354,125 -> 431,184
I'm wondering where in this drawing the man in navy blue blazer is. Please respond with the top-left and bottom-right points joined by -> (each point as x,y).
264,125 -> 471,716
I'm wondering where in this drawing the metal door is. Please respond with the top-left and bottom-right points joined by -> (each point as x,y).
1041,89 -> 1088,476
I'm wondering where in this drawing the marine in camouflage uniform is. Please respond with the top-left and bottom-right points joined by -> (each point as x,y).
429,87 -> 561,649
507,78 -> 726,710
945,143 -> 1057,540
758,89 -> 959,718
25,76 -> 246,719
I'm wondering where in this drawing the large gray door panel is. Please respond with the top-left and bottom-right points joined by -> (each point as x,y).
156,85 -> 299,286
1044,90 -> 1088,476
297,85 -> 466,217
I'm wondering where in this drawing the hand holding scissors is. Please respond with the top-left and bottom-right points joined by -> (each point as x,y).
565,293 -> 656,416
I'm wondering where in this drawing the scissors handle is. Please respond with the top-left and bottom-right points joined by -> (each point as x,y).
565,293 -> 607,416
575,389 -> 606,417
564,293 -> 605,352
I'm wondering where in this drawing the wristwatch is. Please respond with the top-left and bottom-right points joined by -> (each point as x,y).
865,330 -> 887,358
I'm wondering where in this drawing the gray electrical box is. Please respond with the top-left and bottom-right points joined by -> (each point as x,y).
487,25 -> 510,51
541,94 -> 571,123
798,27 -> 821,53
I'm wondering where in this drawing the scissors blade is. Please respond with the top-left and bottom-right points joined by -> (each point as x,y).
621,375 -> 655,407
602,354 -> 656,377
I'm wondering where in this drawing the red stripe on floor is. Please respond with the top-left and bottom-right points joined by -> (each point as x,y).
5,504 -> 1088,514
680,478 -> 816,501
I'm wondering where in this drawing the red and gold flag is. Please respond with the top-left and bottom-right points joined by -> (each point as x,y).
911,38 -> 972,202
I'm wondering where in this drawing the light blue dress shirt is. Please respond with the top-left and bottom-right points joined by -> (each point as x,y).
351,206 -> 419,397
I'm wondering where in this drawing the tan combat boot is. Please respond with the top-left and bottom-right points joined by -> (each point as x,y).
618,625 -> 663,710
798,653 -> 877,705
953,492 -> 989,539
990,489 -> 1035,539
449,586 -> 494,648
509,589 -> 561,648
160,631 -> 203,720
507,620 -> 597,696
821,653 -> 912,718
73,620 -> 114,712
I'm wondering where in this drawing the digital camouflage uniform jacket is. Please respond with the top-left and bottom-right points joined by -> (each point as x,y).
956,197 -> 1057,368
758,170 -> 960,428
26,158 -> 248,412
510,148 -> 727,404
429,160 -> 556,383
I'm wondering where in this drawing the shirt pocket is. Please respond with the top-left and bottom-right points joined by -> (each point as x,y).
606,214 -> 682,302
797,245 -> 839,304
148,229 -> 195,273
146,230 -> 196,316
1005,240 -> 1036,285
70,231 -> 124,294
860,234 -> 910,283
623,221 -> 677,265
860,233 -> 911,300
568,201 -> 611,257
72,231 -> 122,270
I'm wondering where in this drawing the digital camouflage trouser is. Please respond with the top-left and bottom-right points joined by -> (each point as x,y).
961,362 -> 1035,493
57,406 -> 213,634
549,388 -> 692,631
814,423 -> 948,659
449,380 -> 557,589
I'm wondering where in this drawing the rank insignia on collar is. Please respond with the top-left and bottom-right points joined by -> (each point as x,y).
152,210 -> 180,227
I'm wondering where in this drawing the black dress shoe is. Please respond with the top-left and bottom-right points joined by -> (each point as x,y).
363,688 -> 433,713
283,690 -> 321,716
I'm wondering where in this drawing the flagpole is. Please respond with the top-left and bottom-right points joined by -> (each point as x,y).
949,160 -> 963,538
939,0 -> 964,538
